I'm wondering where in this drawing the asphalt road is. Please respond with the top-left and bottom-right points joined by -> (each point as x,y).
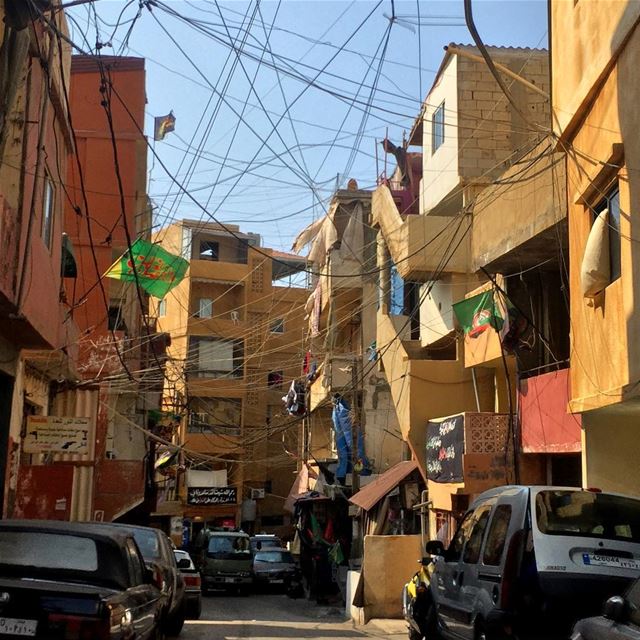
179,591 -> 408,640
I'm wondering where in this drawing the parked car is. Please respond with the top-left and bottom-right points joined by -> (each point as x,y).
106,523 -> 186,635
252,549 -> 299,591
250,534 -> 282,552
572,577 -> 640,639
173,549 -> 202,619
422,486 -> 640,640
193,528 -> 253,595
0,519 -> 163,639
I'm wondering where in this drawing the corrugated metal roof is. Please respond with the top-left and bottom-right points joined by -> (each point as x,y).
349,460 -> 420,512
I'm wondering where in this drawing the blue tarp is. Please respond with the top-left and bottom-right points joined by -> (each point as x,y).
332,397 -> 371,480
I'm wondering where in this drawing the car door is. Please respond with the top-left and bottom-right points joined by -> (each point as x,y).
125,538 -> 161,639
433,510 -> 477,638
456,502 -> 494,640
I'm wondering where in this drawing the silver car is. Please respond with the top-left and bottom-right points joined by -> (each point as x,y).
423,486 -> 640,640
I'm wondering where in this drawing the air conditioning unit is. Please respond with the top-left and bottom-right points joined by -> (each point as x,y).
250,488 -> 265,499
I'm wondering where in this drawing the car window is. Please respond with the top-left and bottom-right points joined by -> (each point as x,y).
174,551 -> 194,570
132,530 -> 161,560
125,539 -> 145,585
483,504 -> 513,566
254,551 -> 294,564
536,490 -> 640,542
447,512 -> 476,562
463,505 -> 492,564
0,532 -> 98,571
208,536 -> 251,555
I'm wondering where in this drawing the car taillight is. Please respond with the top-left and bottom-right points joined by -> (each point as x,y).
184,574 -> 201,588
48,613 -> 111,640
500,529 -> 524,611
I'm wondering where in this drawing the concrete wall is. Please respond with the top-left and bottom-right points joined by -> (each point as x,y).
422,54 -> 459,215
363,535 -> 422,619
551,0 -> 640,138
583,409 -> 640,495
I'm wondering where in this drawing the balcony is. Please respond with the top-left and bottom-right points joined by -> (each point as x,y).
372,185 -> 470,282
308,354 -> 355,412
189,259 -> 249,283
519,368 -> 581,454
377,312 -> 494,479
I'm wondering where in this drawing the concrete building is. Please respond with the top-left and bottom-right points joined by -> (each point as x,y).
299,188 -> 404,489
551,1 -> 640,495
0,4 -> 87,519
372,43 -> 577,536
153,219 -> 308,540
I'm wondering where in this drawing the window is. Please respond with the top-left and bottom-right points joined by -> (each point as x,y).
125,539 -> 145,585
536,490 -> 640,543
432,101 -> 445,154
483,505 -> 512,566
270,318 -> 284,334
463,505 -> 492,564
158,299 -> 167,317
42,176 -> 54,248
267,371 -> 283,388
198,298 -> 213,318
446,511 -> 475,562
199,240 -> 219,261
108,301 -> 126,332
593,184 -> 621,283
189,337 -> 244,378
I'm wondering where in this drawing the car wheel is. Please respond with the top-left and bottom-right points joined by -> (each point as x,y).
189,598 -> 202,620
164,601 -> 186,636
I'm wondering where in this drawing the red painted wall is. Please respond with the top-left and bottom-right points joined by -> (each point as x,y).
14,464 -> 74,520
519,368 -> 582,453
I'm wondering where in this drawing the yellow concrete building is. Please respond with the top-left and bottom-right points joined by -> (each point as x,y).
552,1 -> 640,495
373,43 -> 579,533
152,220 -> 308,537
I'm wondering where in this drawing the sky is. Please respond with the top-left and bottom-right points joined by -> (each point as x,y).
68,0 -> 549,253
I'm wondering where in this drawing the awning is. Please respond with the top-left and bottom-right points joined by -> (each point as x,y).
283,464 -> 318,513
349,460 -> 419,512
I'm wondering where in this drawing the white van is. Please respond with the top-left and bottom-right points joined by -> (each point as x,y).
424,486 -> 640,640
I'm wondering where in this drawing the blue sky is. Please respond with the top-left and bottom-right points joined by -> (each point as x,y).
69,0 -> 548,252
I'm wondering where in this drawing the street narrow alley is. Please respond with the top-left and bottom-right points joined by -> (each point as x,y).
179,593 -> 406,640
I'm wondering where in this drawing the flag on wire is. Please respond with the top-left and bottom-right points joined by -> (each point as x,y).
452,290 -> 504,338
104,238 -> 188,298
154,111 -> 176,141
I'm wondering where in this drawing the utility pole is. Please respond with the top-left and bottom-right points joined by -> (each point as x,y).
350,359 -> 360,494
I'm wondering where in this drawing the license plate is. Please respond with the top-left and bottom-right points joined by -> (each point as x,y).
0,618 -> 37,636
224,577 -> 237,583
270,579 -> 284,584
583,553 -> 640,570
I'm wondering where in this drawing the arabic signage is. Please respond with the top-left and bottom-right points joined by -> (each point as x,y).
187,486 -> 237,506
426,414 -> 465,483
24,416 -> 91,455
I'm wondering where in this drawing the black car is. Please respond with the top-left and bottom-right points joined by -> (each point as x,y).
105,523 -> 186,636
250,535 -> 282,552
252,549 -> 299,591
572,578 -> 640,639
0,519 -> 163,639
173,549 -> 201,619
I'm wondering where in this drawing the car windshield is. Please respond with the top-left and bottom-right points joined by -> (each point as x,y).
132,529 -> 161,560
536,490 -> 640,542
208,536 -> 250,555
174,551 -> 193,568
254,551 -> 293,564
0,532 -> 98,572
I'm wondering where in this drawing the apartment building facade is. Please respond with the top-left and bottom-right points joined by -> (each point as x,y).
153,220 -> 308,540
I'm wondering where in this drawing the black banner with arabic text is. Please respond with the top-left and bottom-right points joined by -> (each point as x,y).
426,415 -> 465,483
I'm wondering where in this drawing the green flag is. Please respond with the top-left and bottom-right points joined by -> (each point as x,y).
452,290 -> 504,338
104,238 -> 188,298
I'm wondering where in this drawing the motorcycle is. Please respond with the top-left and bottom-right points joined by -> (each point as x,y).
402,555 -> 437,640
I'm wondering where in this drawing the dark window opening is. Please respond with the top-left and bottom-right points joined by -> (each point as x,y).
267,371 -> 283,388
199,241 -> 219,261
593,184 -> 621,283
270,318 -> 284,333
108,304 -> 127,332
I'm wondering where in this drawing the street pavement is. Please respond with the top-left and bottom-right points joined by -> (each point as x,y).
178,591 -> 408,640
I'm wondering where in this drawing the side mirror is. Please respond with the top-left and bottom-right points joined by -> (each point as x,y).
177,558 -> 191,569
420,557 -> 432,566
256,541 -> 262,551
425,540 -> 445,557
603,595 -> 626,623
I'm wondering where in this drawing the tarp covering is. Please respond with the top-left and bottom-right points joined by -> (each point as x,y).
348,460 -> 419,512
581,208 -> 610,298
